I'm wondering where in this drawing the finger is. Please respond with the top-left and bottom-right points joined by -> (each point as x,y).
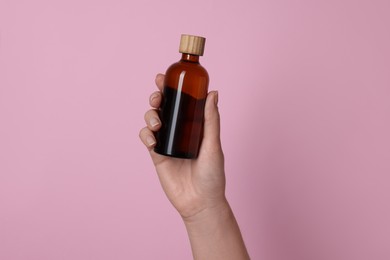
139,127 -> 169,166
139,127 -> 156,150
149,91 -> 162,109
144,109 -> 161,131
155,74 -> 165,91
201,91 -> 222,153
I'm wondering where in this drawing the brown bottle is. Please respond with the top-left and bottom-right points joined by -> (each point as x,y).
154,34 -> 209,159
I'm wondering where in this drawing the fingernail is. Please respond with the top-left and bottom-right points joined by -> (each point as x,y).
146,136 -> 156,146
214,91 -> 219,106
156,73 -> 163,81
150,117 -> 160,127
150,94 -> 158,102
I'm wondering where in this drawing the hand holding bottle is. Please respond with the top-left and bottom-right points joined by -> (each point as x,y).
139,73 -> 225,219
139,74 -> 249,260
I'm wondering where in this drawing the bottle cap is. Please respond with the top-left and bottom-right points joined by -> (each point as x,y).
179,34 -> 206,56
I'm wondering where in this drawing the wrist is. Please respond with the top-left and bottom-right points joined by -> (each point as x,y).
182,198 -> 231,226
182,198 -> 250,260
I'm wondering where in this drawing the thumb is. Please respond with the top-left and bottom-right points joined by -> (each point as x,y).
201,91 -> 222,153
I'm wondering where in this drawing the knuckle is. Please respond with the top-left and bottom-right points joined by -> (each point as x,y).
139,127 -> 147,138
138,128 -> 144,139
144,109 -> 152,121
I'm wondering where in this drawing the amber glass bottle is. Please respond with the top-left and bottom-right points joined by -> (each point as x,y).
154,34 -> 209,159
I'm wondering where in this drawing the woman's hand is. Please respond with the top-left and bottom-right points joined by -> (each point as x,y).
139,73 -> 226,220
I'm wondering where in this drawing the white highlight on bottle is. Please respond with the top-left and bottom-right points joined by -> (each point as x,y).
167,70 -> 186,154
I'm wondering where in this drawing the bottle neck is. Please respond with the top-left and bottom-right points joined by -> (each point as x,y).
181,53 -> 200,63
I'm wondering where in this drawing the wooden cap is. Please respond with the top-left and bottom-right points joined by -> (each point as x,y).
179,34 -> 206,56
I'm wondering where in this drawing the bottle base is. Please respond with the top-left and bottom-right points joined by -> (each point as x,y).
154,148 -> 198,159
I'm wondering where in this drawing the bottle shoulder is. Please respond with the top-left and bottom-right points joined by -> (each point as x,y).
164,60 -> 209,98
166,60 -> 209,79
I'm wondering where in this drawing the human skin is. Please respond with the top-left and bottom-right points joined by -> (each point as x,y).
139,74 -> 250,260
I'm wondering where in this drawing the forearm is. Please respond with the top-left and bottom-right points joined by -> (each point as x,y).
183,199 -> 250,260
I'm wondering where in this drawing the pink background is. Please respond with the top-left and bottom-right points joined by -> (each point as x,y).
1,0 -> 389,259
